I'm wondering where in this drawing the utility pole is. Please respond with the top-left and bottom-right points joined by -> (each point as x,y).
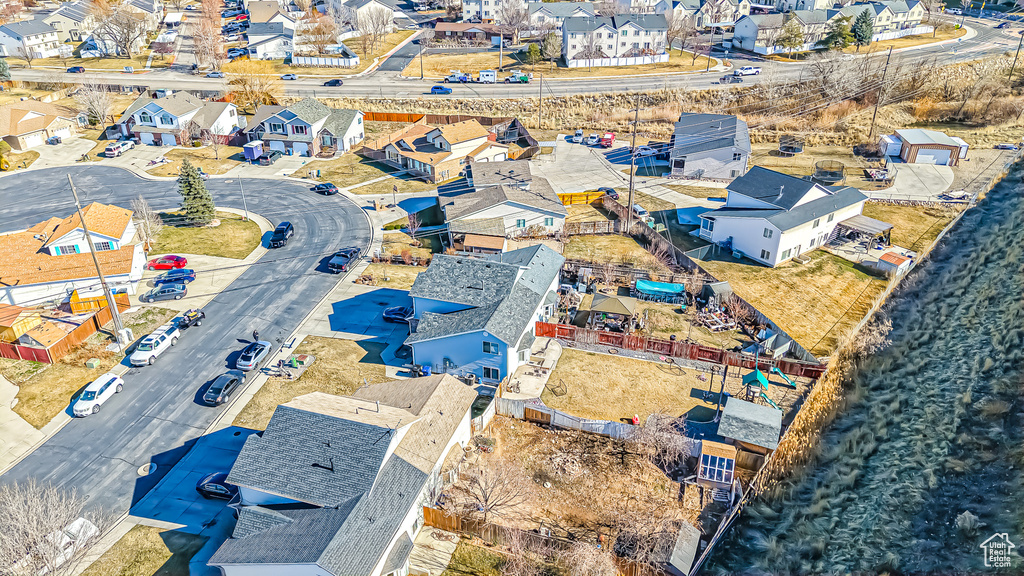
537,73 -> 543,129
67,175 -> 126,346
238,178 -> 250,221
1010,31 -> 1024,81
626,93 -> 640,232
867,46 -> 893,139
419,42 -> 424,80
499,37 -> 503,71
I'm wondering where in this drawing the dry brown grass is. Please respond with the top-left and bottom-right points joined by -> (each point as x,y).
5,307 -> 176,428
862,202 -> 961,253
150,211 -> 262,260
145,146 -> 246,177
383,232 -> 432,260
8,51 -> 167,70
564,202 -> 608,223
661,184 -> 727,200
293,154 -> 438,195
81,525 -> 206,576
404,49 -> 711,80
843,25 -> 967,54
634,300 -> 747,350
341,30 -> 417,75
232,336 -> 388,430
698,250 -> 887,357
750,143 -> 890,191
6,149 -> 40,169
0,87 -> 55,106
563,234 -> 669,272
361,263 -> 423,290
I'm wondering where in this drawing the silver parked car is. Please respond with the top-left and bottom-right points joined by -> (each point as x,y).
236,340 -> 271,371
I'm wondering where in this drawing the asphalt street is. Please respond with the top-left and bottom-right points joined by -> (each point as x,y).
0,166 -> 372,514
9,18 -> 1016,98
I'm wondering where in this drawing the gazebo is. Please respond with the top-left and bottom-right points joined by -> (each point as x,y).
588,293 -> 638,332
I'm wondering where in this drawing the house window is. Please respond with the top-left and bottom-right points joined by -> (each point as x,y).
293,125 -> 308,135
780,248 -> 792,260
515,219 -> 526,228
160,114 -> 173,125
760,249 -> 771,260
730,169 -> 740,177
809,237 -> 815,248
139,111 -> 153,123
483,341 -> 499,354
94,241 -> 113,251
57,244 -> 79,254
699,453 -> 735,484
544,217 -> 554,226
763,228 -> 773,239
483,366 -> 500,380
827,213 -> 834,222
812,218 -> 820,228
571,44 -> 576,49
733,152 -> 742,161
701,219 -> 714,232
322,134 -> 332,145
270,122 -> 284,133
621,30 -> 627,35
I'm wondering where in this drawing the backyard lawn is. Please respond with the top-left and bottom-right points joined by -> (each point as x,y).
749,144 -> 890,191
150,211 -> 262,260
81,525 -> 206,576
361,263 -> 423,290
564,201 -> 609,223
441,543 -> 505,576
232,336 -> 387,430
145,146 -> 246,177
3,308 -> 176,429
563,234 -> 669,272
697,249 -> 887,357
662,184 -> 727,200
294,154 -> 438,196
862,202 -> 960,253
405,48 -> 712,79
383,231 -> 434,260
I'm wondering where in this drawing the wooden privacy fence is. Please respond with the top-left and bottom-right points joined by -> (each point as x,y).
535,322 -> 826,379
494,397 -> 636,439
362,111 -> 426,123
0,302 -> 128,364
558,190 -> 606,205
69,290 -> 131,314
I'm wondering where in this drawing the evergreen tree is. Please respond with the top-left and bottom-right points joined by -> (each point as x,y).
852,10 -> 874,51
178,158 -> 215,225
777,17 -> 806,56
817,15 -> 854,50
525,42 -> 542,68
0,58 -> 9,82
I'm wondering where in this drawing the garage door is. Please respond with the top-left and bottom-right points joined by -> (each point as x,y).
23,133 -> 44,149
140,132 -> 155,145
160,133 -> 177,146
292,142 -> 309,156
269,140 -> 286,152
52,127 -> 71,139
915,148 -> 951,165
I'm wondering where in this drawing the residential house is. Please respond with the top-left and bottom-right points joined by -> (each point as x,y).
406,244 -> 564,382
246,0 -> 297,24
208,375 -> 479,576
341,0 -> 397,32
0,100 -> 83,151
0,203 -> 145,306
117,92 -> 242,146
0,20 -> 62,59
245,22 -> 294,59
246,98 -> 364,157
439,159 -> 567,238
696,167 -> 872,267
126,0 -> 165,30
0,304 -> 41,343
432,21 -> 504,44
734,10 -> 835,53
838,0 -> 924,32
562,14 -> 669,63
528,2 -> 596,33
771,0 -> 831,12
694,0 -> 750,27
883,128 -> 966,166
668,112 -> 750,180
462,0 -> 500,22
43,0 -> 98,43
366,119 -> 508,183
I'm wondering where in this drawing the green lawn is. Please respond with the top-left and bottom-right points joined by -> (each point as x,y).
441,543 -> 505,576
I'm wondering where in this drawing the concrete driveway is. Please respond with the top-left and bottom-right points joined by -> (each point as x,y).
530,137 -> 629,194
868,163 -> 954,201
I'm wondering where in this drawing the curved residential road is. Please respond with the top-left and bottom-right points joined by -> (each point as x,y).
9,19 -> 1016,97
0,166 -> 372,514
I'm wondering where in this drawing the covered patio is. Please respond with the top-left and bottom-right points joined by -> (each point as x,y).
587,293 -> 638,332
831,214 -> 893,252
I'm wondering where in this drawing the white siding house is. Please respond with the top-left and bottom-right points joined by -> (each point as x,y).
697,167 -> 870,267
0,20 -> 62,59
562,14 -> 669,64
669,113 -> 750,180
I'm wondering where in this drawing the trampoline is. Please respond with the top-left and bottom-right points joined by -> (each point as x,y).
634,279 -> 686,303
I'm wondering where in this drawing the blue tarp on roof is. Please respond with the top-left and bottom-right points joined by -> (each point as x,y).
635,279 -> 685,295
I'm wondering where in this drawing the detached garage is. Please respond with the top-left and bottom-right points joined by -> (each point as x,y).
893,128 -> 967,167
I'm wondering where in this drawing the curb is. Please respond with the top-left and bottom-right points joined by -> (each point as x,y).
360,29 -> 423,77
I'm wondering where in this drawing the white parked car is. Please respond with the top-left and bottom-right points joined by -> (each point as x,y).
73,373 -> 124,417
225,34 -> 240,41
586,133 -> 600,145
12,517 -> 99,574
572,129 -> 584,143
129,323 -> 180,366
635,145 -> 658,156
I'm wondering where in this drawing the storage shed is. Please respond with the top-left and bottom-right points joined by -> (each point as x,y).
893,129 -> 967,166
876,251 -> 912,276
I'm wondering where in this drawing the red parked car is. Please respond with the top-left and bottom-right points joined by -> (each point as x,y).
233,13 -> 248,20
147,255 -> 188,270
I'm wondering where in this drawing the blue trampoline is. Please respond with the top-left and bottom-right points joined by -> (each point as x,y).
633,279 -> 686,303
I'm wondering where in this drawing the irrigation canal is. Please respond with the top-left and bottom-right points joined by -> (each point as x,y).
706,165 -> 1024,574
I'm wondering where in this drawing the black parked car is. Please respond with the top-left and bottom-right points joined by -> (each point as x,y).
67,66 -> 86,73
323,79 -> 344,86
259,150 -> 283,166
598,187 -> 618,200
195,471 -> 238,500
327,247 -> 360,273
383,305 -> 413,323
313,182 -> 339,195
203,370 -> 245,406
269,221 -> 294,248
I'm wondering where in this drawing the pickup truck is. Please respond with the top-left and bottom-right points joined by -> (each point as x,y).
177,308 -> 205,331
327,247 -> 361,274
443,71 -> 470,83
505,70 -> 531,83
130,323 -> 181,366
733,66 -> 761,76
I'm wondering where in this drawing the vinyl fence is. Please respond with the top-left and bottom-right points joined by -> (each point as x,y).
291,54 -> 360,68
567,53 -> 669,68
495,396 -> 636,439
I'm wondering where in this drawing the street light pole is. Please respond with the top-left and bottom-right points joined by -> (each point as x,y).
1010,31 -> 1024,81
419,42 -> 424,80
237,178 -> 250,221
626,93 -> 640,232
537,73 -> 543,129
67,175 -> 126,346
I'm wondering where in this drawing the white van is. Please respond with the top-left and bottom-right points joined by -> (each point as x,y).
632,204 -> 650,219
104,141 -> 135,157
573,129 -> 584,143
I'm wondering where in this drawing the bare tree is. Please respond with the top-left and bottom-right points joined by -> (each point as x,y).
452,458 -> 531,524
193,0 -> 225,70
541,30 -> 561,66
595,0 -> 617,17
611,490 -> 680,570
294,0 -> 311,11
724,293 -> 758,329
495,0 -> 528,45
0,0 -> 24,24
558,541 -> 618,576
131,194 -> 163,250
575,32 -> 604,72
502,527 -> 543,576
299,10 -> 339,55
16,46 -> 35,67
684,271 -> 705,305
806,50 -> 855,97
74,80 -> 115,125
666,12 -> 696,57
92,3 -> 150,58
0,480 -> 111,576
406,212 -> 421,246
227,60 -> 283,112
200,129 -> 224,160
164,0 -> 188,11
627,412 -> 690,471
358,4 -> 393,53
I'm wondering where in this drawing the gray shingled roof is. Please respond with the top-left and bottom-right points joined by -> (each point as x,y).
119,92 -> 204,122
407,245 -> 564,346
701,184 -> 867,231
322,108 -> 361,136
231,506 -> 302,539
382,534 -> 414,574
528,1 -> 596,18
211,501 -> 361,565
284,97 -> 332,124
244,104 -> 286,133
442,161 -> 566,221
0,19 -> 57,37
469,160 -> 532,188
726,166 -> 820,211
45,1 -> 91,23
447,217 -> 506,237
563,13 -> 668,33
717,396 -> 783,450
670,113 -> 750,158
246,21 -> 291,37
226,406 -> 395,507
